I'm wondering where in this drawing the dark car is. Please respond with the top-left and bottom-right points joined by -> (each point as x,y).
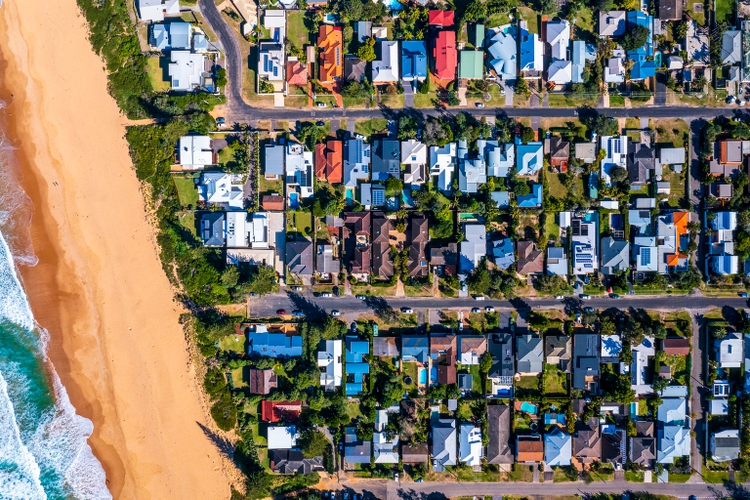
292,310 -> 304,317
316,121 -> 325,127
609,294 -> 621,299
276,309 -> 286,315
740,292 -> 749,298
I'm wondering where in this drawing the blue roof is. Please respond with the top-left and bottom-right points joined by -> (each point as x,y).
151,24 -> 169,49
519,28 -> 540,72
517,183 -> 543,208
516,142 -> 543,176
401,41 -> 428,80
347,337 -> 370,362
248,332 -> 303,357
347,362 -> 370,375
169,22 -> 192,49
346,383 -> 363,395
491,191 -> 510,208
626,11 -> 654,80
402,336 -> 429,363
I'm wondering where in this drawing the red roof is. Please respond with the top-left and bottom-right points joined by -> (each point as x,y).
314,140 -> 343,184
261,400 -> 302,423
433,30 -> 457,81
286,59 -> 308,87
261,194 -> 285,211
429,10 -> 455,27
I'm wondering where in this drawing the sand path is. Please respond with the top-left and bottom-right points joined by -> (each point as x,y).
0,0 -> 230,498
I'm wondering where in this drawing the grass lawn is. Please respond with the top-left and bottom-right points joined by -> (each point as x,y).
609,94 -> 625,107
669,473 -> 692,483
250,422 -> 267,446
176,211 -> 197,238
548,93 -> 598,108
518,7 -> 539,33
716,0 -> 733,24
343,96 -> 373,109
174,175 -> 199,206
355,118 -> 389,138
285,96 -> 309,109
686,0 -> 705,24
553,468 -> 577,482
286,11 -> 310,48
288,210 -> 313,233
259,175 -> 283,195
380,93 -> 405,108
470,364 -> 482,393
147,57 -> 171,92
545,214 -> 561,241
515,375 -> 540,399
404,282 -> 433,297
508,464 -> 533,482
587,466 -> 614,482
413,93 -> 438,108
486,12 -> 511,27
573,6 -> 596,40
663,169 -> 686,208
625,471 -> 644,482
542,365 -> 568,396
403,361 -> 418,390
219,333 -> 245,354
654,118 -> 690,148
231,367 -> 247,388
513,93 -> 532,107
346,401 -> 363,421
547,172 -> 568,199
625,117 -> 640,130
702,469 -> 729,483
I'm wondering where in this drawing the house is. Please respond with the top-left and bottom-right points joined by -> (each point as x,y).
431,415 -> 457,472
315,140 -> 343,184
137,0 -> 180,22
372,41 -> 399,83
373,337 -> 399,357
401,41 -> 428,81
711,429 -> 741,462
458,144 -> 487,193
573,334 -> 600,392
547,137 -> 570,171
657,425 -> 690,464
659,147 -> 686,167
344,427 -> 372,468
575,142 -> 597,164
431,334 -> 458,385
355,21 -> 372,43
458,50 -> 484,79
372,26 -> 388,40
373,410 -> 399,463
516,241 -> 543,275
628,143 -> 656,188
428,10 -> 455,27
460,224 -> 487,273
317,339 -> 343,391
432,30 -> 457,81
459,336 -> 487,365
573,418 -> 602,463
629,421 -> 656,467
372,139 -> 400,181
267,426 -> 298,450
547,246 -> 569,276
572,214 -> 598,275
715,332 -> 743,369
431,242 -> 458,276
344,139 -> 371,188
630,336 -> 656,395
247,325 -> 303,359
600,135 -> 628,187
483,140 -> 514,178
261,400 -> 302,423
270,450 -> 324,475
488,332 -> 514,395
656,211 -> 689,274
258,42 -> 284,86
316,244 -> 340,279
179,135 -> 214,169
150,22 -> 191,50
602,426 -> 626,466
711,380 -> 730,415
659,0 -> 682,20
486,26 -> 518,81
401,443 -> 430,464
519,27 -> 543,73
600,237 -> 630,275
344,56 -> 367,83
407,214 -> 430,278
429,143 -> 457,192
626,11 -> 655,80
571,41 -> 595,84
545,427 -> 573,466
721,30 -> 742,65
198,173 -> 244,209
360,182 -> 386,208
459,424 -> 483,466
516,142 -> 544,176
600,335 -> 622,363
598,10 -> 626,37
545,335 -> 572,372
486,405 -> 513,466
546,20 -> 570,61
657,386 -> 688,425
547,60 -> 572,85
403,336 -> 430,364
285,142 -> 314,205
517,183 -> 543,208
287,57 -> 308,87
286,239 -> 313,276
458,374 -> 473,391
604,50 -> 626,83
248,368 -> 277,395
491,238 -> 515,271
200,212 -> 225,247
345,336 -> 370,396
516,332 -> 543,375
516,434 -> 544,463
264,141 -> 285,180
663,337 -> 690,355
402,140 -> 428,187
318,26 -> 343,83
371,212 -> 393,279
709,211 -> 739,275
344,212 -> 371,275
168,51 -> 209,92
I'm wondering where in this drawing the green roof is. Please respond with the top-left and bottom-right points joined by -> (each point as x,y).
472,23 -> 485,48
458,50 -> 484,79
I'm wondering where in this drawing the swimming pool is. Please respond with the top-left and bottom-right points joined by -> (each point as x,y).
654,51 -> 662,68
520,401 -> 538,415
418,368 -> 427,385
288,193 -> 299,209
381,0 -> 404,11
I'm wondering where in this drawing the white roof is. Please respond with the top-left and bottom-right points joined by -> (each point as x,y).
546,20 -> 570,61
600,334 -> 622,359
268,425 -> 298,450
179,135 -> 213,167
604,50 -> 626,83
258,42 -> 285,82
547,59 -> 572,84
544,427 -> 572,466
372,41 -> 399,83
600,200 -> 619,209
459,424 -> 483,466
401,140 -> 427,165
657,425 -> 690,464
487,27 -> 518,81
169,51 -> 206,91
716,333 -> 743,368
659,147 -> 686,165
199,172 -> 244,209
373,430 -> 399,463
137,0 -> 180,22
460,224 -> 487,273
317,339 -> 343,390
429,143 -> 456,192
572,214 -> 598,274
600,135 -> 628,187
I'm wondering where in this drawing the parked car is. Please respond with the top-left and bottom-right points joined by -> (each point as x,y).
475,102 -> 485,108
401,307 -> 413,314
316,121 -> 325,127
555,295 -> 564,299
290,286 -> 303,292
485,306 -> 495,312
355,295 -> 367,300
471,307 -> 481,313
580,294 -> 591,300
276,309 -> 286,315
609,294 -> 621,299
740,292 -> 749,298
292,310 -> 304,317
316,102 -> 327,107
216,117 -> 226,128
354,133 -> 366,140
473,295 -> 486,301
583,307 -> 595,313
320,292 -> 333,298
331,310 -> 340,317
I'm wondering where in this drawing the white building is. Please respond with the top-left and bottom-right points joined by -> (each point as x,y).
168,51 -> 207,92
372,41 -> 399,83
373,410 -> 399,463
460,224 -> 487,274
226,211 -> 270,249
546,20 -> 570,61
401,139 -> 427,187
317,339 -> 343,391
429,143 -> 457,192
199,172 -> 244,209
285,142 -> 314,204
178,135 -> 213,169
137,0 -> 180,22
459,424 -> 483,466
572,213 -> 598,275
268,425 -> 299,450
600,135 -> 628,187
258,42 -> 285,83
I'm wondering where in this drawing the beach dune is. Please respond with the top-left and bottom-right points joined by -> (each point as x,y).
0,0 -> 230,498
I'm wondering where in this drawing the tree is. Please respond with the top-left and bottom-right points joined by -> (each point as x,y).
521,126 -> 535,144
446,91 -> 460,106
600,317 -> 617,336
467,262 -> 492,295
297,122 -> 327,150
422,116 -> 454,146
652,376 -> 669,393
583,112 -> 619,137
621,25 -> 650,51
357,37 -> 377,62
398,116 -> 418,140
514,179 -> 531,196
384,175 -> 404,196
479,351 -> 493,373
215,67 -> 227,88
514,77 -> 530,97
299,429 -> 330,458
246,264 -> 280,296
536,274 -> 572,296
610,166 -> 629,183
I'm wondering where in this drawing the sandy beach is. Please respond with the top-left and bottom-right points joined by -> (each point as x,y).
0,0 -> 231,498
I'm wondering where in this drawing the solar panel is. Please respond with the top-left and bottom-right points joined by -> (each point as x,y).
641,247 -> 651,266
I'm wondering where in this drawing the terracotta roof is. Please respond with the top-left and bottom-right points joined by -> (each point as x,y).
516,436 -> 544,462
315,139 -> 343,184
261,400 -> 302,423
248,368 -> 278,395
662,337 -> 690,355
673,211 -> 689,236
286,59 -> 308,87
433,30 -> 457,80
261,194 -> 285,211
516,241 -> 544,274
318,25 -> 343,83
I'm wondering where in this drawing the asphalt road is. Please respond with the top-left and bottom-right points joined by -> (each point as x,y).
250,290 -> 749,319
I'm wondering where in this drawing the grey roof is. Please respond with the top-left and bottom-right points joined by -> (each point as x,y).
344,427 -> 372,464
402,335 -> 429,363
286,239 -> 314,275
488,332 -> 514,379
573,418 -> 602,461
602,428 -> 626,465
516,333 -> 543,373
316,244 -> 341,275
573,334 -> 600,391
721,30 -> 741,65
264,142 -> 285,177
546,246 -> 568,276
372,139 -> 401,181
345,55 -> 367,82
659,0 -> 682,20
628,143 -> 655,186
599,11 -> 626,36
711,430 -> 740,461
270,449 -> 324,474
200,212 -> 225,246
487,405 -> 513,464
546,335 -> 572,372
373,337 -> 399,357
629,431 -> 656,466
545,426 -> 573,466
657,397 -> 687,424
431,418 -> 457,471
600,238 -> 630,275
656,425 -> 690,464
458,373 -> 473,391
575,142 -> 597,163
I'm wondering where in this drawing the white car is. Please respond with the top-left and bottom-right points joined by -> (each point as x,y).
473,295 -> 486,301
316,102 -> 327,107
401,307 -> 413,314
320,292 -> 333,298
331,310 -> 340,317
471,307 -> 481,313
354,133 -> 366,140
580,294 -> 591,300
355,295 -> 366,300
485,306 -> 495,312
555,295 -> 564,299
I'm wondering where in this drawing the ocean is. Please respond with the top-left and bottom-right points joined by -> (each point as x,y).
0,102 -> 111,499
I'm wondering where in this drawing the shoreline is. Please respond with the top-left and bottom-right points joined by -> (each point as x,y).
0,0 -> 230,498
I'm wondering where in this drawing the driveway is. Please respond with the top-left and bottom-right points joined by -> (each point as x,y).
403,81 -> 414,108
690,313 -> 706,475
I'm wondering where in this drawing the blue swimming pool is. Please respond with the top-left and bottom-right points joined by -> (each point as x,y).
654,51 -> 662,68
418,368 -> 427,385
289,193 -> 299,209
382,0 -> 404,10
520,401 -> 538,415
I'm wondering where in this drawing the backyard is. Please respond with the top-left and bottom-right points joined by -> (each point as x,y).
653,118 -> 690,148
174,174 -> 199,206
355,118 -> 389,138
286,11 -> 311,48
542,365 -> 568,396
147,56 -> 171,92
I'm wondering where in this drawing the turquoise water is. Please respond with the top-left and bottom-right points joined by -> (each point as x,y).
0,109 -> 111,499
418,368 -> 427,385
382,0 -> 404,10
654,51 -> 662,68
520,401 -> 538,414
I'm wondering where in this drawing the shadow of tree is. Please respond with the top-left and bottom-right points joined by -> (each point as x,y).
197,421 -> 235,462
396,489 -> 449,500
364,295 -> 397,323
287,291 -> 327,322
